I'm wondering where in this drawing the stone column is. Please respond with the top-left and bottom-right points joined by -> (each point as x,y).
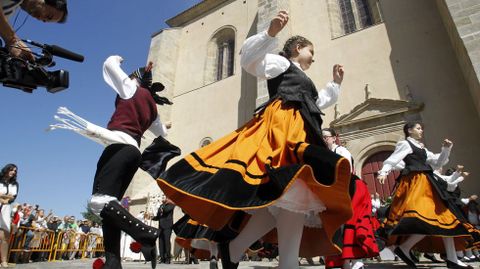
437,0 -> 480,117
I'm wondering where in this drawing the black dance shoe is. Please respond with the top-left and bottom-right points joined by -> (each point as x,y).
394,247 -> 417,268
424,253 -> 441,263
306,257 -> 315,265
140,245 -> 157,268
100,201 -> 159,269
410,250 -> 419,263
446,259 -> 474,269
210,257 -> 218,269
218,242 -> 239,269
102,252 -> 123,269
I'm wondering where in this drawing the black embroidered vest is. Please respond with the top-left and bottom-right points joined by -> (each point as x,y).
401,139 -> 432,175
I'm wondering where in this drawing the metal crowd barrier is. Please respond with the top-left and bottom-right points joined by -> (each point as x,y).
8,226 -> 56,263
7,226 -> 104,263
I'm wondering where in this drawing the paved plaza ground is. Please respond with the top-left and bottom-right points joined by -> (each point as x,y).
8,259 -> 480,269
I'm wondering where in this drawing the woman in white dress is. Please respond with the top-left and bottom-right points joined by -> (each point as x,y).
0,164 -> 19,267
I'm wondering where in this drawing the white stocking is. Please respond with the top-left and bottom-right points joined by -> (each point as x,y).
465,249 -> 475,258
399,234 -> 425,257
209,241 -> 218,258
351,259 -> 364,269
276,208 -> 304,269
229,208 -> 276,263
443,237 -> 468,266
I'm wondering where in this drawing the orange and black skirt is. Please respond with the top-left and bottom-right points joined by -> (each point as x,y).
157,99 -> 352,257
385,171 -> 474,252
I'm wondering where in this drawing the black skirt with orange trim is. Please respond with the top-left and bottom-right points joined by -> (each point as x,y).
174,215 -> 217,242
385,172 -> 474,252
157,100 -> 352,257
173,214 -> 217,259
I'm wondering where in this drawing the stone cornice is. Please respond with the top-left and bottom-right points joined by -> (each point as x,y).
330,98 -> 424,142
166,0 -> 232,27
338,121 -> 404,141
331,98 -> 424,127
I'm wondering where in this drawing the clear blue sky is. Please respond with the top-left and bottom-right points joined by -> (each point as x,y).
0,1 -> 201,218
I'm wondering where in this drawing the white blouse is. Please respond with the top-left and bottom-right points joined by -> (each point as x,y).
0,181 -> 18,202
240,31 -> 340,110
435,171 -> 464,192
332,144 -> 353,173
379,137 -> 451,176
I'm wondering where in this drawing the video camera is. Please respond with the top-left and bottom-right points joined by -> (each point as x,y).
0,39 -> 84,93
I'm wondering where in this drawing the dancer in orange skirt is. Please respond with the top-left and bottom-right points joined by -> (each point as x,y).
377,122 -> 473,269
157,10 -> 352,269
323,128 -> 379,269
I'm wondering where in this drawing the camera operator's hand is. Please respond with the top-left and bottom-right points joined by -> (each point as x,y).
1,0 -> 67,62
8,38 -> 35,62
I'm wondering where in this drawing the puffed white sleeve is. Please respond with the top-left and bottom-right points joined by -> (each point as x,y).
316,82 -> 341,110
335,146 -> 353,172
446,171 -> 460,184
448,172 -> 465,186
240,31 -> 290,79
449,176 -> 465,190
148,115 -> 168,138
378,141 -> 413,176
103,55 -> 137,99
426,145 -> 452,169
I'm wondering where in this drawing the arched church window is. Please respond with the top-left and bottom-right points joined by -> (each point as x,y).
204,27 -> 236,84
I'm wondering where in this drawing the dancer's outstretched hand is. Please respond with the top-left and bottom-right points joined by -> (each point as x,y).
442,139 -> 453,148
268,10 -> 289,37
333,64 -> 344,84
377,174 -> 387,184
456,165 -> 464,172
145,61 -> 153,72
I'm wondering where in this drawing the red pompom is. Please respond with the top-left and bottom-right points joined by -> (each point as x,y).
92,258 -> 105,269
130,241 -> 142,253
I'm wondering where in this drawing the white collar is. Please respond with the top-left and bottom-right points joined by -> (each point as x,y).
291,61 -> 305,73
407,137 -> 424,148
331,143 -> 339,151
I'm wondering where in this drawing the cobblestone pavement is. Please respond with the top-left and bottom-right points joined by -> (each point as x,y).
8,259 -> 480,269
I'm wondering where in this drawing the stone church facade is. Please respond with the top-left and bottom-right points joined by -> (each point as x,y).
125,0 -> 480,217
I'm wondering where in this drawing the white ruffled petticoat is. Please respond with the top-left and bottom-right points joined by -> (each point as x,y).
268,178 -> 325,228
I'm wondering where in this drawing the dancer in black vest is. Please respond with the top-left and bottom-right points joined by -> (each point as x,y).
377,122 -> 475,269
157,11 -> 352,269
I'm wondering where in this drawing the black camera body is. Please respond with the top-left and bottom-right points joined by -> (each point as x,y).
0,40 -> 83,93
0,49 -> 69,93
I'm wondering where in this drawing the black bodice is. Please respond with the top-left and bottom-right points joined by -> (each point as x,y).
265,62 -> 325,145
401,139 -> 433,175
